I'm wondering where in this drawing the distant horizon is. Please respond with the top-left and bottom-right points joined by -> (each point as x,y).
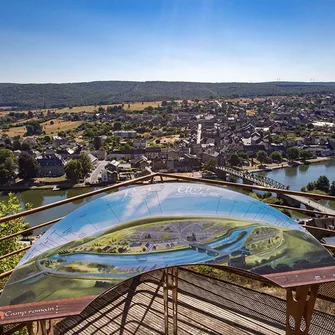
1,79 -> 335,85
1,1 -> 335,83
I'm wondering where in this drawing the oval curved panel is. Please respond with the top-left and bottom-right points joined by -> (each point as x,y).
1,182 -> 334,324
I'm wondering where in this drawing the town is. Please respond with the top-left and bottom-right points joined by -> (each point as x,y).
0,94 -> 334,190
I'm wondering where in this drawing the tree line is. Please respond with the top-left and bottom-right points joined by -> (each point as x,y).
1,81 -> 335,108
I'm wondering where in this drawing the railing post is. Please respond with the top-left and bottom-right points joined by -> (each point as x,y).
163,268 -> 169,334
26,319 -> 54,335
163,267 -> 178,335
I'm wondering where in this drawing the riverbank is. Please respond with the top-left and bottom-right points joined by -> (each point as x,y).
0,181 -> 88,192
246,156 -> 333,173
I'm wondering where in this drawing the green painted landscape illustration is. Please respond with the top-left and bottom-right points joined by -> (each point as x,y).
1,216 -> 333,306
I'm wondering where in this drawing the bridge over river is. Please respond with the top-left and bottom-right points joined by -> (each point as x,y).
216,166 -> 335,215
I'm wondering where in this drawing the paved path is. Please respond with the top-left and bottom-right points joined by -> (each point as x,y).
86,160 -> 108,184
217,166 -> 335,215
215,100 -> 222,108
196,123 -> 202,144
288,194 -> 335,215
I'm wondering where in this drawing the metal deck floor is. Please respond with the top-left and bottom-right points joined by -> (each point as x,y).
55,269 -> 335,335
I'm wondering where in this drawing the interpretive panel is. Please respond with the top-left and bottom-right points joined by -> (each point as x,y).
1,183 -> 334,324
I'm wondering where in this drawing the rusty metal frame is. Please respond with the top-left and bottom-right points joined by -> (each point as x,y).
163,267 -> 178,335
286,285 -> 319,335
26,319 -> 54,335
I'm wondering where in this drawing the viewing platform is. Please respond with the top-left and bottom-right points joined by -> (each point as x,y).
0,173 -> 334,335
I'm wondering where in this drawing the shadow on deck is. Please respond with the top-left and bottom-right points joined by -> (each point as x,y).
55,268 -> 335,335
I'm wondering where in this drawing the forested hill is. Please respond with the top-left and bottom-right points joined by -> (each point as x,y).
1,81 -> 335,108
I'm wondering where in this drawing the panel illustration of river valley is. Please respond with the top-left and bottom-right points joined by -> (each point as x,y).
1,183 -> 335,308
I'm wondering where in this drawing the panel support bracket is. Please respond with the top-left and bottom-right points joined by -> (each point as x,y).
286,284 -> 319,335
163,267 -> 178,335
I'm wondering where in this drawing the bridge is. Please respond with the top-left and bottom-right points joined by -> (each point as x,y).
189,242 -> 220,256
216,166 -> 335,215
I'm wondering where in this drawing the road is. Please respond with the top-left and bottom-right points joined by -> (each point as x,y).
86,160 -> 108,184
197,123 -> 202,144
217,166 -> 335,215
289,194 -> 335,215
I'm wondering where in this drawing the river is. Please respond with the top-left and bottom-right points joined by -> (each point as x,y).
1,160 -> 335,233
260,159 -> 335,192
0,187 -> 108,234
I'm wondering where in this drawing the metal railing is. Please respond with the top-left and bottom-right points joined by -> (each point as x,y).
1,172 -> 335,282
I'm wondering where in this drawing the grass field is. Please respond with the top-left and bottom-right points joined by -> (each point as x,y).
34,175 -> 67,183
246,109 -> 257,116
11,101 -> 169,115
1,125 -> 27,136
2,119 -> 83,136
148,134 -> 180,146
41,120 -> 83,134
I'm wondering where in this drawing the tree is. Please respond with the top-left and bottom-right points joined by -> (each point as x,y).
286,147 -> 300,162
300,150 -> 312,161
307,182 -> 315,191
65,160 -> 84,181
330,181 -> 335,196
256,150 -> 268,164
0,149 -> 15,165
79,152 -> 93,175
18,152 -> 39,179
44,135 -> 52,143
25,120 -> 42,136
0,149 -> 16,184
93,136 -> 103,150
315,175 -> 330,193
0,168 -> 12,185
21,141 -> 31,151
0,194 -> 30,289
113,122 -> 122,131
203,159 -> 217,172
270,151 -> 282,163
12,140 -> 21,150
4,157 -> 16,175
237,151 -> 248,160
4,138 -> 12,148
229,153 -> 241,167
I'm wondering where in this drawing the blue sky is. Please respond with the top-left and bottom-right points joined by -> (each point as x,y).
1,0 -> 334,83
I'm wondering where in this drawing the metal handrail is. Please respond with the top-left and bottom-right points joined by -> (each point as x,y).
0,269 -> 14,280
1,172 -> 335,282
158,172 -> 335,201
0,217 -> 64,243
269,204 -> 335,217
0,203 -> 333,246
303,225 -> 335,235
0,173 -> 158,225
1,172 -> 334,227
0,246 -> 30,261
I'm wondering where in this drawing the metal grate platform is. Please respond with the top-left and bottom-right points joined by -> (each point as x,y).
55,268 -> 335,335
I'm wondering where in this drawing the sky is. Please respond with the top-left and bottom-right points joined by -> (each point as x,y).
0,0 -> 335,83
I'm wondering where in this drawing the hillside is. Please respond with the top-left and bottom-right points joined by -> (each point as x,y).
1,81 -> 335,108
